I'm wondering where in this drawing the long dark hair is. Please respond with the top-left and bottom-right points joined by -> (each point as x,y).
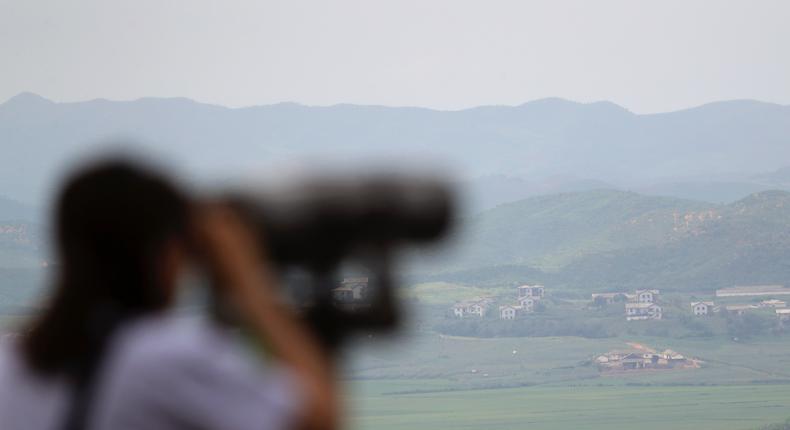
22,160 -> 190,376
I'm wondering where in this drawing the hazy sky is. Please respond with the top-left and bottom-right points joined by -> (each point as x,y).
1,0 -> 788,113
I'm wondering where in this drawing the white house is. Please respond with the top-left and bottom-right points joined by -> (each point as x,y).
452,298 -> 492,318
499,305 -> 522,320
518,285 -> 545,299
452,303 -> 466,318
519,296 -> 536,311
635,289 -> 659,304
467,302 -> 487,317
691,301 -> 714,316
625,302 -> 662,321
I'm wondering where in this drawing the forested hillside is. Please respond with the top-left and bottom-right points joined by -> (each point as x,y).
421,190 -> 790,292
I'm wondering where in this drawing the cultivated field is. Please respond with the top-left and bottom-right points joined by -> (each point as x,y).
4,278 -> 790,430
344,282 -> 790,430
345,333 -> 790,430
347,381 -> 790,430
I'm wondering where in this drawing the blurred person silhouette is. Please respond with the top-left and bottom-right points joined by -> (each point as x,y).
0,160 -> 337,430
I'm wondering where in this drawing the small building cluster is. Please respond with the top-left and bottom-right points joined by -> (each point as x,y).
591,289 -> 662,321
691,296 -> 787,317
452,297 -> 494,318
625,302 -> 662,321
688,297 -> 789,319
498,285 -> 545,320
711,285 -> 790,320
590,288 -> 790,321
596,349 -> 694,371
688,295 -> 788,319
630,290 -> 661,320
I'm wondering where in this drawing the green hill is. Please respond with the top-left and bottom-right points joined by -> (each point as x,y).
426,189 -> 790,292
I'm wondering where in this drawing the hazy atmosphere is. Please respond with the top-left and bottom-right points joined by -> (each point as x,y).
2,0 -> 789,112
3,2 -> 790,430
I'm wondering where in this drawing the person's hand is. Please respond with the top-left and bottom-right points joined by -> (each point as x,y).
192,203 -> 275,299
192,202 -> 338,430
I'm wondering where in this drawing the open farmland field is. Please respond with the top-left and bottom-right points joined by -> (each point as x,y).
347,382 -> 790,430
346,331 -> 790,430
349,332 -> 790,388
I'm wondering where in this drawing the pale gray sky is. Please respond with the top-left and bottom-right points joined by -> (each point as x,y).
1,0 -> 788,113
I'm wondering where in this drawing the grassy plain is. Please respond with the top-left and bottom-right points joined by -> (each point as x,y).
346,333 -> 790,430
347,381 -> 790,430
4,278 -> 790,430
346,282 -> 790,430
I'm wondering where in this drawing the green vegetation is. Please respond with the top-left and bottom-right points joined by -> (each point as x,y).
453,189 -> 708,270
4,188 -> 790,429
343,281 -> 790,430
351,327 -> 790,388
422,190 -> 790,292
347,382 -> 790,430
401,282 -> 509,305
403,282 -> 783,340
347,330 -> 790,430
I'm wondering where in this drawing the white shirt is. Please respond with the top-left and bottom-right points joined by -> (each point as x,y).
0,314 -> 302,430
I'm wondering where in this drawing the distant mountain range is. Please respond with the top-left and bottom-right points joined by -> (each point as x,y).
420,189 -> 790,292
2,92 -> 790,294
1,93 -> 789,207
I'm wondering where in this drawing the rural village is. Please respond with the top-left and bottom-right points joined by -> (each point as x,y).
322,278 -> 790,377
448,284 -> 790,325
443,284 -> 790,375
